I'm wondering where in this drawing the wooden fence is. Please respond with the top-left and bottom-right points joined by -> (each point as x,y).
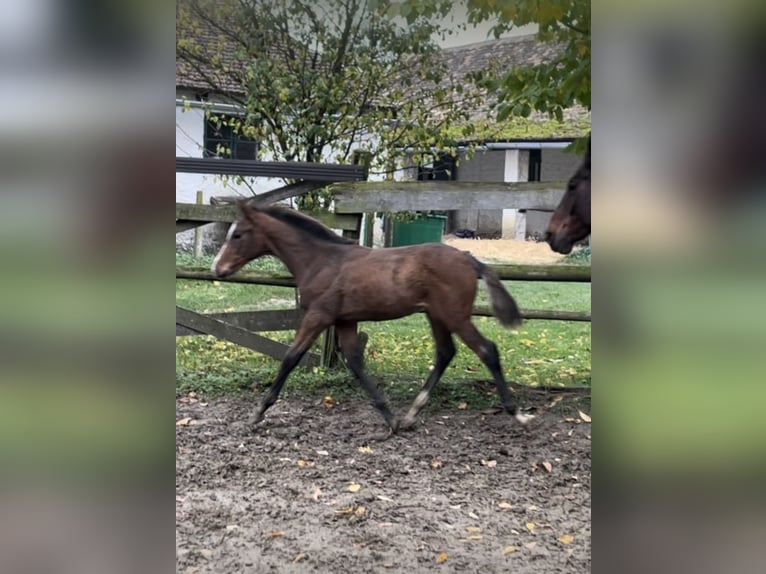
176,164 -> 590,368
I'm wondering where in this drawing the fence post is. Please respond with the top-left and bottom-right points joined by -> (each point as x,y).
194,190 -> 204,258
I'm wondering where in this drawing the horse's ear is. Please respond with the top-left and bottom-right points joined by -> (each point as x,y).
238,199 -> 260,219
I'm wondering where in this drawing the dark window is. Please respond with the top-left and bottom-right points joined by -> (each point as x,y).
417,152 -> 457,181
204,114 -> 259,160
528,149 -> 542,181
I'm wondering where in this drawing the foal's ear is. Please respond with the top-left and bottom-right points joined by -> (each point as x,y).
237,199 -> 260,219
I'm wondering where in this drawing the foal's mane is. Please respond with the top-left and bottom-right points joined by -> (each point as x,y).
261,205 -> 356,245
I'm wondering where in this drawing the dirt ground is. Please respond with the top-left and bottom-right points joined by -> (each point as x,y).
176,393 -> 591,573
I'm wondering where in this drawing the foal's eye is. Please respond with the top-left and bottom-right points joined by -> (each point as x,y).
232,231 -> 242,240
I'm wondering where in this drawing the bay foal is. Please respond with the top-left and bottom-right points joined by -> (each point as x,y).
212,202 -> 534,432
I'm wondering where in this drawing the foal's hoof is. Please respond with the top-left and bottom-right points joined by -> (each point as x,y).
514,412 -> 536,425
247,414 -> 265,432
397,416 -> 419,431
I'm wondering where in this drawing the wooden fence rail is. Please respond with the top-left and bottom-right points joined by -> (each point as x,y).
175,177 -> 589,367
176,264 -> 591,285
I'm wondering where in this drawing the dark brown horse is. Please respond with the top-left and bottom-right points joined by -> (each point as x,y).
545,135 -> 591,254
212,202 -> 534,432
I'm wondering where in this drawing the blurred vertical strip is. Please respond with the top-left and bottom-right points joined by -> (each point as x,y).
594,0 -> 766,573
0,0 -> 174,573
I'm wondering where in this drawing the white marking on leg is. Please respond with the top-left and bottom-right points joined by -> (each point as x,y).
403,390 -> 430,423
211,223 -> 237,273
515,412 -> 536,425
412,390 -> 430,411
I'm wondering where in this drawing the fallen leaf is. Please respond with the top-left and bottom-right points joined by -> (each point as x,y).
176,417 -> 192,426
316,450 -> 329,456
547,395 -> 564,408
323,396 -> 334,408
336,506 -> 354,514
225,524 -> 239,531
524,541 -> 538,550
502,546 -> 518,555
293,552 -> 306,563
457,402 -> 468,410
431,459 -> 442,469
267,530 -> 284,538
377,495 -> 393,502
526,522 -> 536,533
467,535 -> 484,541
297,460 -> 310,468
481,459 -> 497,468
199,548 -> 213,559
355,506 -> 367,516
383,563 -> 394,568
542,461 -> 553,473
358,446 -> 373,454
310,487 -> 323,501
578,410 -> 592,423
558,534 -> 574,545
466,526 -> 482,533
436,552 -> 448,564
498,501 -> 512,510
347,482 -> 361,493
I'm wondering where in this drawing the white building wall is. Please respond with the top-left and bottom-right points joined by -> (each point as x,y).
175,102 -> 278,205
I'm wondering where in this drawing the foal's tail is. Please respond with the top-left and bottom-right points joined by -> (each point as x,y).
468,254 -> 523,329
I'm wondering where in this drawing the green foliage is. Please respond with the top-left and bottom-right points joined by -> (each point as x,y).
563,245 -> 591,264
177,0 -> 482,207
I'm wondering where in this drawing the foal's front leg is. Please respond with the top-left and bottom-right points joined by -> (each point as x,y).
250,312 -> 328,429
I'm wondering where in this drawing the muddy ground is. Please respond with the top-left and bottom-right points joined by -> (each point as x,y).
176,392 -> 590,573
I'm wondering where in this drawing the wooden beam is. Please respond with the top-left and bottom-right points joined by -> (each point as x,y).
490,264 -> 591,282
175,203 -> 361,231
332,181 -> 566,212
176,267 -> 296,287
176,306 -> 318,367
175,309 -> 302,335
176,263 -> 590,285
472,306 -> 591,322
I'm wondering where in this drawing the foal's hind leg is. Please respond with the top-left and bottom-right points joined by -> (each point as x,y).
455,322 -> 534,425
250,312 -> 329,428
336,322 -> 398,431
400,318 -> 456,430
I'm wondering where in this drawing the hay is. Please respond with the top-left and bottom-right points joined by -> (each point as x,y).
443,237 -> 565,265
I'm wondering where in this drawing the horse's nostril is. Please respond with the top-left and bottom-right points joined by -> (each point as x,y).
544,231 -> 552,242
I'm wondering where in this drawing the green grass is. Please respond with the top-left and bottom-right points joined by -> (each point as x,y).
176,252 -> 591,408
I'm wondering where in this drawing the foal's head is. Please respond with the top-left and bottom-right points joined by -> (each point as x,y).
211,201 -> 270,278
545,137 -> 591,254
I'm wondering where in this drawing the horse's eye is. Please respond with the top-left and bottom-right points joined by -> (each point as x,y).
232,232 -> 242,240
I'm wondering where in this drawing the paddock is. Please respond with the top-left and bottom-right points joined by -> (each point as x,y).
175,158 -> 591,573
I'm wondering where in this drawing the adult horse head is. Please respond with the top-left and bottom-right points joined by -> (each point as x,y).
545,136 -> 591,254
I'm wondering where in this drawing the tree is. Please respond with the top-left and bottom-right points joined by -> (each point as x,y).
177,0 -> 481,207
395,0 -> 590,123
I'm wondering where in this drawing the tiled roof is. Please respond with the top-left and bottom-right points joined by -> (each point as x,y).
436,35 -> 590,135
